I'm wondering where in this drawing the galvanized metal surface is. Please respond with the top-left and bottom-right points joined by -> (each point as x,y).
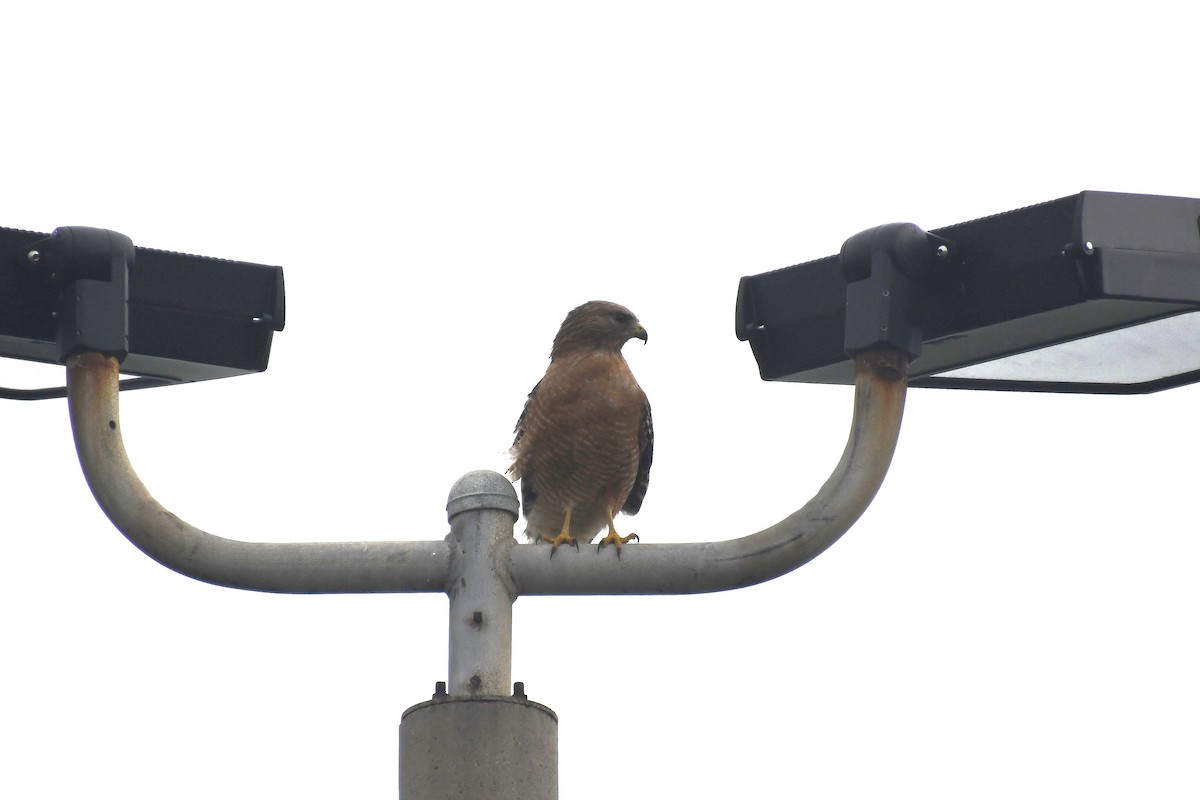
66,352 -> 452,593
446,471 -> 518,696
68,347 -> 906,799
67,348 -> 906,597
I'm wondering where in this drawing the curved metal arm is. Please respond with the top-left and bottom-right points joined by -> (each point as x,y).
67,352 -> 452,593
508,346 -> 908,595
68,346 -> 905,597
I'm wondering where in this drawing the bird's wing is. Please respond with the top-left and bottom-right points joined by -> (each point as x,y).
512,380 -> 540,515
621,400 -> 653,515
512,380 -> 540,448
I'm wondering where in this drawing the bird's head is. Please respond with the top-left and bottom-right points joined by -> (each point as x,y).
551,300 -> 648,358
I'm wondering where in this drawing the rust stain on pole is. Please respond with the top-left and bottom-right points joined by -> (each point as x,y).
65,352 -> 453,594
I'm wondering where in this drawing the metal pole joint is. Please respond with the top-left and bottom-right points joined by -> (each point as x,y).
445,471 -> 519,697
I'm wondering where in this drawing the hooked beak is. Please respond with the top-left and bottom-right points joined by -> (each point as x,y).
633,324 -> 648,344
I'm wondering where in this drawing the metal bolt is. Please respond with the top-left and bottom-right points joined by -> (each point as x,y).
472,610 -> 483,625
433,681 -> 447,698
26,250 -> 40,265
935,244 -> 950,259
1083,241 -> 1095,255
513,681 -> 526,699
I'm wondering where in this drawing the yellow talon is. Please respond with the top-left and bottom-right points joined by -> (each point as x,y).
540,509 -> 579,556
597,511 -> 639,557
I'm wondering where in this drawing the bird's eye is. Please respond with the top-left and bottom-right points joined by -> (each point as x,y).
611,311 -> 633,325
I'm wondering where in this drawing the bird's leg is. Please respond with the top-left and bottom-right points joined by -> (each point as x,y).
540,508 -> 580,556
596,510 -> 639,557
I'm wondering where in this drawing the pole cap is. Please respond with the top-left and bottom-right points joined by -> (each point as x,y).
446,470 -> 520,522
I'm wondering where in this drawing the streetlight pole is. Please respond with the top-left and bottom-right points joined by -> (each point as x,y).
66,347 -> 908,799
23,190 -> 1200,797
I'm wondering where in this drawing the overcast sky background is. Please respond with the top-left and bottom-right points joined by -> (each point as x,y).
3,2 -> 1198,798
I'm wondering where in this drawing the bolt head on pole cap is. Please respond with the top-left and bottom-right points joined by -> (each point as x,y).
446,470 -> 520,522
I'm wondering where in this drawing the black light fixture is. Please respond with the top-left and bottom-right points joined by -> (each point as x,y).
0,226 -> 285,399
736,191 -> 1200,393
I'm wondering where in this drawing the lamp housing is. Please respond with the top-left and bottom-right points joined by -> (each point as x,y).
0,226 -> 285,399
735,191 -> 1200,393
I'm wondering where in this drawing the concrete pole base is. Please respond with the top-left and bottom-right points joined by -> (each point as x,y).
400,694 -> 558,800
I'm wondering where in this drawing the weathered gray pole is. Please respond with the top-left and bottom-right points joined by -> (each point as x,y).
65,347 -> 908,800
399,471 -> 558,799
444,471 -> 519,697
66,348 -> 906,598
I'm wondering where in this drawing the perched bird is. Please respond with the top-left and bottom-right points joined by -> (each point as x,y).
509,301 -> 653,554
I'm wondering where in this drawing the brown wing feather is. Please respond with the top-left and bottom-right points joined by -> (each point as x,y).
621,401 -> 653,515
511,380 -> 540,516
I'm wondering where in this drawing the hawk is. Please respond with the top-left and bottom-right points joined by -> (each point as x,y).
510,301 -> 653,553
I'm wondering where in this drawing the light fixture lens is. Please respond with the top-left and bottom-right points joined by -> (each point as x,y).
934,311 -> 1200,386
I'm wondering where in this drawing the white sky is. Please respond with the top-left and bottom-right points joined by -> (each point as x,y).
3,2 -> 1198,798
